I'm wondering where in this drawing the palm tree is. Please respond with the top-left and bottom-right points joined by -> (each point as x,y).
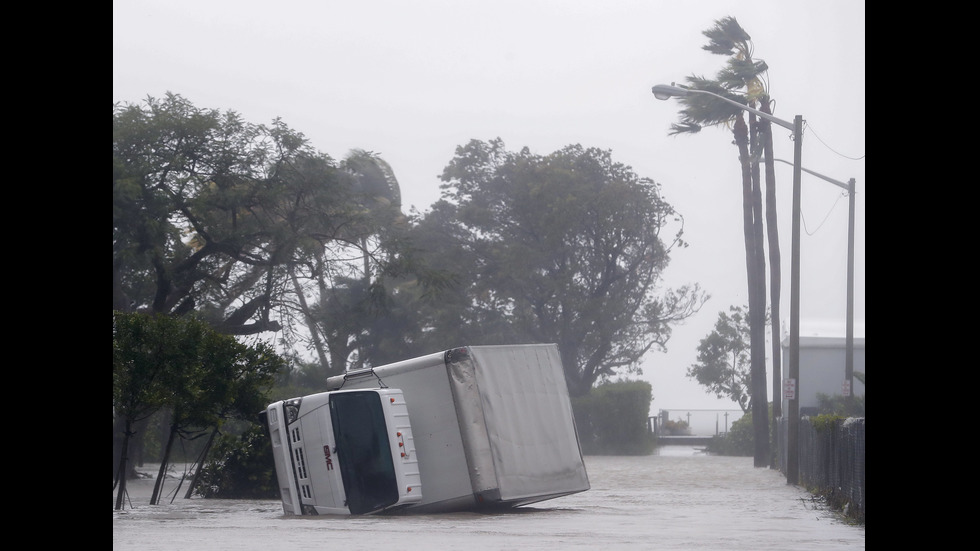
666,16 -> 778,467
338,149 -> 407,369
283,149 -> 407,378
759,98 -> 782,467
713,26 -> 784,466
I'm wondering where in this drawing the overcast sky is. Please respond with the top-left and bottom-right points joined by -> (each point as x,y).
114,0 -> 865,417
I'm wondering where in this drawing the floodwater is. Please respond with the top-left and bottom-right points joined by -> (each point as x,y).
113,446 -> 864,550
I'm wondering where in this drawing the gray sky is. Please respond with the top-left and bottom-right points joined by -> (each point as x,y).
113,0 -> 865,416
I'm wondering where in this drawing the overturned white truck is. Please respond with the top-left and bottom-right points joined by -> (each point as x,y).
262,343 -> 590,515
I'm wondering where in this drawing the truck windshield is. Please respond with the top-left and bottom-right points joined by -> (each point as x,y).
328,391 -> 398,514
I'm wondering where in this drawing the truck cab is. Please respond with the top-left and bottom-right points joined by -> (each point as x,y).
263,388 -> 422,515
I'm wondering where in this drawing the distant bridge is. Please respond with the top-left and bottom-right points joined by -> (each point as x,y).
656,435 -> 715,446
649,408 -> 745,446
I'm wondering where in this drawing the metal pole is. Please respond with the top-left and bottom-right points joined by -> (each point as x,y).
787,114 -> 803,485
770,158 -> 855,412
845,178 -> 855,408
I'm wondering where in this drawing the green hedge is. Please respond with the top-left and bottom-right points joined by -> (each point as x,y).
572,381 -> 655,455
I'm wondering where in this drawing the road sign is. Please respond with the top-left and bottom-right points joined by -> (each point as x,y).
783,378 -> 796,400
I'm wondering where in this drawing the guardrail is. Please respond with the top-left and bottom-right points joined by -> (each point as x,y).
649,409 -> 746,437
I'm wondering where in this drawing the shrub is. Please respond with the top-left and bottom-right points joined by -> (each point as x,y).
815,393 -> 865,417
195,424 -> 279,499
705,405 -> 774,457
662,419 -> 691,435
572,380 -> 655,455
706,411 -> 754,456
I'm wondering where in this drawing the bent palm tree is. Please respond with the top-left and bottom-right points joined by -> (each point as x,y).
286,149 -> 408,377
666,16 -> 778,467
715,33 -> 784,462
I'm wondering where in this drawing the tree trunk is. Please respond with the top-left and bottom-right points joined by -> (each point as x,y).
733,115 -> 769,467
291,269 -> 331,370
113,415 -> 139,480
113,418 -> 133,510
183,428 -> 219,499
150,422 -> 178,505
318,270 -> 350,380
748,113 -> 770,467
761,98 -> 782,468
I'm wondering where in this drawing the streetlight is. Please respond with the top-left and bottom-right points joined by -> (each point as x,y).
651,83 -> 804,484
770,158 -> 856,407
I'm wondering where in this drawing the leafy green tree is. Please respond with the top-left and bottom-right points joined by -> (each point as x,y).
687,306 -> 757,413
114,93 -> 442,384
160,328 -> 284,502
409,139 -> 705,396
112,311 -> 285,509
147,317 -> 210,505
114,93 -> 386,337
113,312 -> 203,508
113,311 -> 181,508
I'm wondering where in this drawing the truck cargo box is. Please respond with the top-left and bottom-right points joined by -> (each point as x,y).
324,343 -> 590,513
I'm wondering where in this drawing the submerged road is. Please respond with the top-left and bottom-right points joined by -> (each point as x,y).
113,447 -> 864,550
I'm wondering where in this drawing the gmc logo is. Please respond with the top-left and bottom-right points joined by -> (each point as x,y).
323,445 -> 334,470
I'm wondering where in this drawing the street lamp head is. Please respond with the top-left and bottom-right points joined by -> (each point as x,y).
654,81 -> 796,131
651,83 -> 690,100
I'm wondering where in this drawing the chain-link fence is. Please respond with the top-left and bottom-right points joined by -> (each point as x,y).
779,416 -> 865,523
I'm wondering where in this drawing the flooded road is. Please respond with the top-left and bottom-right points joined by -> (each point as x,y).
113,447 -> 864,550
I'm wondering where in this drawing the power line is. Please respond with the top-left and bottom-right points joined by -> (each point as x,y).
804,121 -> 865,161
802,190 -> 847,236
